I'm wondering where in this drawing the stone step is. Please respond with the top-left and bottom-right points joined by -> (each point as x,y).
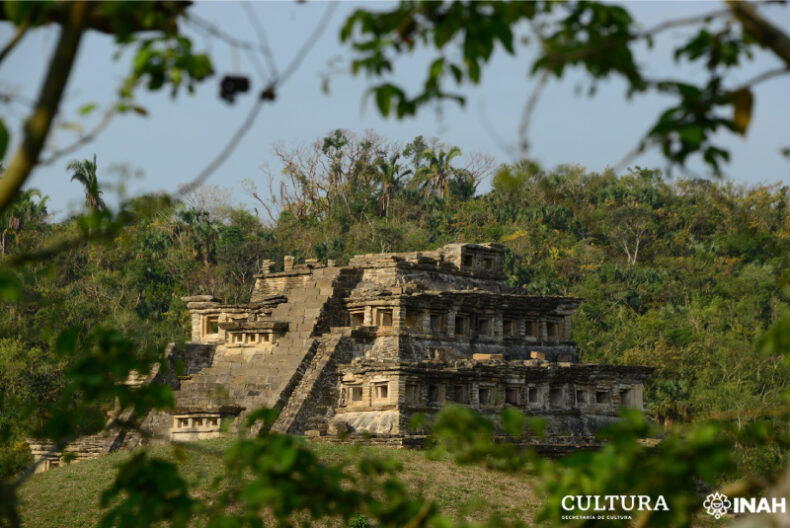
171,271 -> 340,424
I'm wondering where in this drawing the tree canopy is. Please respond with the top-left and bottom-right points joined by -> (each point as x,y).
341,1 -> 790,175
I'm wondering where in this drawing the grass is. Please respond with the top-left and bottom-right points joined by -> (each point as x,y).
17,438 -> 541,527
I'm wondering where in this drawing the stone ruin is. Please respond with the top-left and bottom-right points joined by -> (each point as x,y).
30,243 -> 653,469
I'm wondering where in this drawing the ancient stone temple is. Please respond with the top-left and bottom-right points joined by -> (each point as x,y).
29,243 -> 653,469
142,242 -> 652,446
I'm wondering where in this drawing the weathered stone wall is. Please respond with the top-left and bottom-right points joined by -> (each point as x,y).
348,242 -> 506,282
251,269 -> 316,299
27,425 -> 145,472
332,361 -> 652,439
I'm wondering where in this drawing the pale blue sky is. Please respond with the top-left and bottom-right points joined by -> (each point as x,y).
1,1 -> 789,217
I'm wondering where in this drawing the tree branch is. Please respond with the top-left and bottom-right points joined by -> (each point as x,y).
641,8 -> 729,38
0,17 -> 29,65
185,13 -> 274,74
0,1 -> 188,35
734,66 -> 790,92
242,1 -> 279,79
538,8 -> 729,79
178,2 -> 337,195
727,0 -> 790,69
0,1 -> 91,216
277,2 -> 338,86
38,107 -> 117,166
176,97 -> 265,197
518,70 -> 549,155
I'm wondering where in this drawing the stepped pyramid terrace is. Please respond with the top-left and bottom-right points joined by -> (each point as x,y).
30,243 -> 652,470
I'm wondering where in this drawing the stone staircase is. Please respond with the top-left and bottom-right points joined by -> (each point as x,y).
171,267 -> 361,431
272,327 -> 352,434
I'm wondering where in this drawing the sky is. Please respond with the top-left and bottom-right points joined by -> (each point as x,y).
1,1 -> 789,218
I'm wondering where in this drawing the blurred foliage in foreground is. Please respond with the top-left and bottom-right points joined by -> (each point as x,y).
1,132 -> 789,526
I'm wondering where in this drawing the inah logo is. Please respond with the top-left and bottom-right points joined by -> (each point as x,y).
703,492 -> 731,519
703,492 -> 786,517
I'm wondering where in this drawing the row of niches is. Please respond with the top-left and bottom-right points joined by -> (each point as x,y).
227,331 -> 275,346
200,314 -> 280,345
338,381 -> 641,411
172,414 -> 222,430
349,306 -> 568,341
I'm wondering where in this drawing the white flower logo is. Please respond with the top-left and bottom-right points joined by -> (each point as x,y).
703,492 -> 731,519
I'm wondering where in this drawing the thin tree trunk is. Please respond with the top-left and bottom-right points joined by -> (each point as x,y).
0,2 -> 91,215
0,17 -> 30,64
727,0 -> 790,69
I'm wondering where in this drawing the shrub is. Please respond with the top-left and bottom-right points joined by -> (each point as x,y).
349,513 -> 372,528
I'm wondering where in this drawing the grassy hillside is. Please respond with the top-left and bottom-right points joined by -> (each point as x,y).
18,439 -> 541,528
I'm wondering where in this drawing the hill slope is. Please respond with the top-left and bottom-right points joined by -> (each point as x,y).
18,439 -> 540,527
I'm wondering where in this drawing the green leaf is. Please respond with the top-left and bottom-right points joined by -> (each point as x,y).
501,408 -> 526,437
678,124 -> 704,148
78,103 -> 97,116
758,316 -> 790,366
466,59 -> 481,83
55,327 -> 80,357
0,118 -> 9,160
732,87 -> 753,135
0,270 -> 21,301
3,1 -> 53,25
429,57 -> 445,79
449,64 -> 463,83
375,86 -> 391,116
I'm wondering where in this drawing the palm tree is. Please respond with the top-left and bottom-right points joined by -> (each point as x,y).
375,153 -> 411,217
411,146 -> 462,199
67,154 -> 105,211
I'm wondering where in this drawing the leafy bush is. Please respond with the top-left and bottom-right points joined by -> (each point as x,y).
349,513 -> 372,528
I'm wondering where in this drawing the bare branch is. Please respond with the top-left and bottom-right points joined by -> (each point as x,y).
476,101 -> 518,160
277,2 -> 338,86
734,66 -> 790,91
518,70 -> 549,156
243,47 -> 269,82
177,97 -> 265,198
38,107 -> 116,166
0,17 -> 29,65
242,1 -> 279,79
641,9 -> 730,38
183,14 -> 265,55
241,178 -> 278,225
178,2 -> 337,197
463,151 -> 496,188
185,13 -> 271,80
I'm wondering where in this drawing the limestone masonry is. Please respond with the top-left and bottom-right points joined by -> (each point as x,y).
31,243 -> 652,470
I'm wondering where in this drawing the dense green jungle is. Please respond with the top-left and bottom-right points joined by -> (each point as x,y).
2,131 -> 789,483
